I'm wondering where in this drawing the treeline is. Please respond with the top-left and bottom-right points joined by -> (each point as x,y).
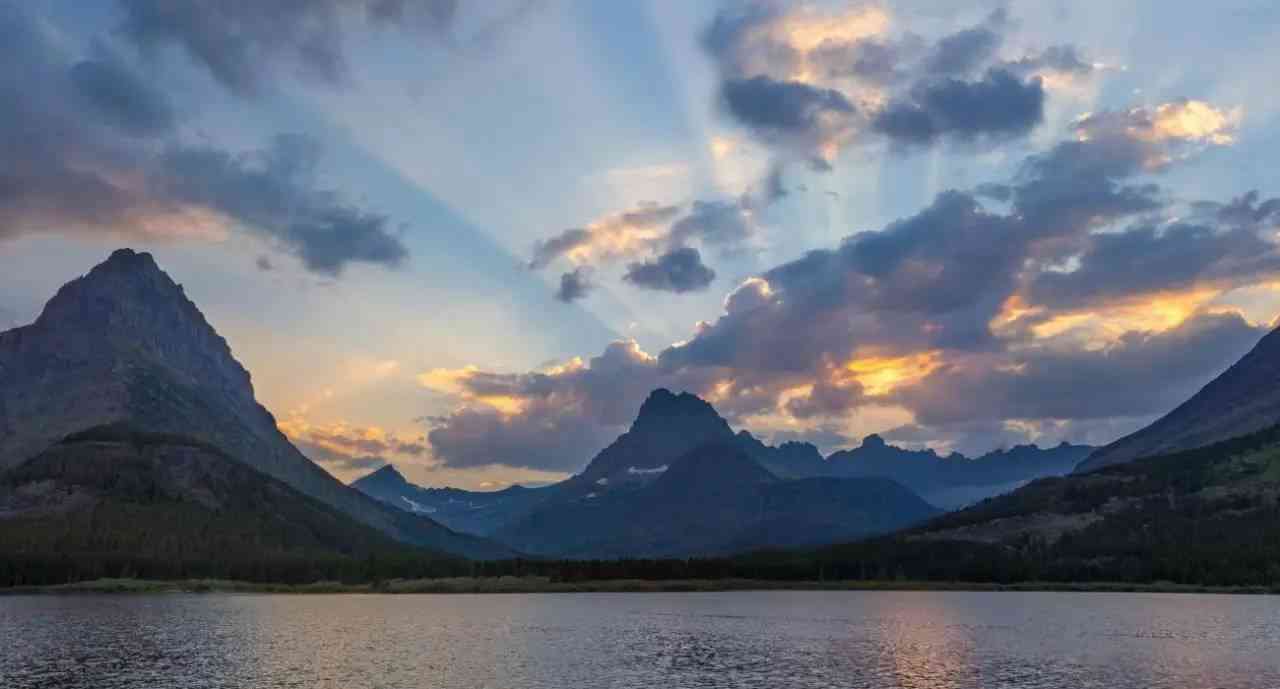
8,424 -> 1280,589
6,532 -> 1280,588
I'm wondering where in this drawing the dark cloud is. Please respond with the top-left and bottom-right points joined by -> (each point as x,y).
1203,190 -> 1280,227
720,75 -> 857,163
1024,221 -> 1280,311
721,76 -> 855,132
0,6 -> 409,277
873,69 -> 1045,145
623,248 -> 716,294
894,311 -> 1267,425
156,135 -> 409,276
1004,45 -> 1096,77
425,405 -> 612,472
117,0 -> 459,96
69,48 -> 175,137
666,200 -> 753,249
784,375 -> 864,420
555,267 -> 593,302
701,6 -> 1090,165
924,22 -> 1003,76
528,200 -> 752,301
529,228 -> 592,270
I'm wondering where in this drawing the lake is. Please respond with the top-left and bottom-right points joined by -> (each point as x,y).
2,591 -> 1278,688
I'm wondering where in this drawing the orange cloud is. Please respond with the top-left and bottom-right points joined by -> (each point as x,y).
846,350 -> 943,396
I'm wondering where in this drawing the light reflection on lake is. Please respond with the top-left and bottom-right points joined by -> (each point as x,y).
2,590 -> 1278,688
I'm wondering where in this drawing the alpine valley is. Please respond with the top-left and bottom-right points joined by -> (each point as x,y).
5,250 -> 1280,588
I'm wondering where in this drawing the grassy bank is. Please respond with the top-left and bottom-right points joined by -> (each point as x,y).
3,577 -> 1277,595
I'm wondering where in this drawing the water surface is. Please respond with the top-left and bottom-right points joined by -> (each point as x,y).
3,591 -> 1278,688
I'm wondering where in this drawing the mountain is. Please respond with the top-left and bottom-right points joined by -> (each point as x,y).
364,386 -> 1091,554
352,464 -> 552,536
1078,325 -> 1280,472
733,431 -> 828,479
0,249 -> 508,559
0,425 -> 470,584
490,390 -> 938,557
784,423 -> 1280,586
495,443 -> 937,558
578,388 -> 736,482
828,434 -> 1093,508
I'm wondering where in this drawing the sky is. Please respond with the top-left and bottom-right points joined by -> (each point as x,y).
2,1 -> 1280,489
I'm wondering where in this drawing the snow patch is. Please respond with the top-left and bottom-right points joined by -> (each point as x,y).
399,495 -> 437,514
596,477 -> 609,486
628,465 -> 668,475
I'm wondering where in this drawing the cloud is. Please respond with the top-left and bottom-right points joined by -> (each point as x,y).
808,34 -> 923,84
702,5 -> 1087,164
0,6 -> 409,277
294,440 -> 388,474
893,311 -> 1267,425
1003,44 -> 1097,79
69,47 -> 176,137
719,75 -> 858,166
923,11 -> 1005,76
280,417 -> 427,457
279,417 -> 426,477
872,69 -> 1045,145
555,267 -> 593,302
529,203 -> 680,269
422,341 -> 677,470
116,0 -> 460,96
156,135 -> 409,275
425,95 -> 1276,471
1023,221 -> 1280,312
528,199 -> 758,300
623,248 -> 717,294
667,200 -> 755,249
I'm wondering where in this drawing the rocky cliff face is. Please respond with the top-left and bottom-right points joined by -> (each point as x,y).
576,388 -> 736,482
0,249 -> 508,558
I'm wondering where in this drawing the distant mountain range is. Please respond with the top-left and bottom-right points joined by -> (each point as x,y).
755,323 -> 1280,586
827,435 -> 1093,508
0,249 -> 509,560
357,388 -> 1094,556
17,248 -> 1274,580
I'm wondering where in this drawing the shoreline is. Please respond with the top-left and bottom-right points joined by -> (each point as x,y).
3,577 -> 1277,595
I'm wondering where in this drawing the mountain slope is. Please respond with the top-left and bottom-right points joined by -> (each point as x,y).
0,249 -> 508,559
784,424 -> 1280,586
0,426 -> 471,584
352,465 -> 552,536
496,441 -> 937,558
1078,325 -> 1280,471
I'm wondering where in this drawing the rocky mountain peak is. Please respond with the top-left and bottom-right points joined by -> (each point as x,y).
632,388 -> 728,432
356,463 -> 408,488
25,248 -> 255,403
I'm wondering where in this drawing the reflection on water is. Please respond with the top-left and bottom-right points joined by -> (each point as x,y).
2,591 -> 1278,688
